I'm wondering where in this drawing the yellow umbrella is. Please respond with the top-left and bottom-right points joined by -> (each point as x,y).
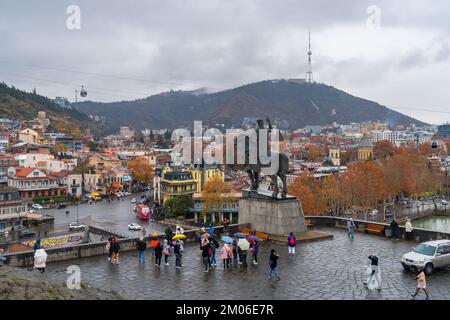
152,232 -> 158,237
172,234 -> 186,240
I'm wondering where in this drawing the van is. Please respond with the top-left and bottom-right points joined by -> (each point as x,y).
91,192 -> 102,201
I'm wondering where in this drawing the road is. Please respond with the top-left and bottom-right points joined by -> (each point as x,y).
37,195 -> 167,237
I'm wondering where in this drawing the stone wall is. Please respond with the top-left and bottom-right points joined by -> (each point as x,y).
306,216 -> 450,242
3,224 -> 247,267
239,197 -> 306,235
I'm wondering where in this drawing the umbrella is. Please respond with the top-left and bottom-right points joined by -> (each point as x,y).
172,234 -> 186,240
221,236 -> 233,244
152,231 -> 158,237
247,235 -> 261,242
233,232 -> 246,238
238,238 -> 250,251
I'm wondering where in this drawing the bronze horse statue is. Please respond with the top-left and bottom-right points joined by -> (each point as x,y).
226,118 -> 290,198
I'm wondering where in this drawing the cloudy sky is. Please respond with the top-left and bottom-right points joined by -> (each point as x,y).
0,0 -> 449,124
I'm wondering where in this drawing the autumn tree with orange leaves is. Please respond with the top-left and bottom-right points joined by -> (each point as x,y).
127,157 -> 154,186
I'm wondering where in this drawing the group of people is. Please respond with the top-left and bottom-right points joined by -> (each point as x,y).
107,235 -> 121,264
347,217 -> 414,241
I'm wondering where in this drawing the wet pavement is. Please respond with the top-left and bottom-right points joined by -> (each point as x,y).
39,195 -> 166,237
40,227 -> 450,300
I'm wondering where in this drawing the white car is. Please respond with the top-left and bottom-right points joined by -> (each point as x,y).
124,192 -> 132,196
128,223 -> 142,231
68,222 -> 87,231
369,209 -> 379,216
401,240 -> 450,275
130,197 -> 137,203
31,203 -> 43,210
442,199 -> 448,205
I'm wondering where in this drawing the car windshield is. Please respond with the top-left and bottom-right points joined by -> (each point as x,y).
414,244 -> 436,256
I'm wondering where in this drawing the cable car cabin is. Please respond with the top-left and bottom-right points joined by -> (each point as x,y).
80,85 -> 87,97
135,204 -> 150,221
431,141 -> 438,149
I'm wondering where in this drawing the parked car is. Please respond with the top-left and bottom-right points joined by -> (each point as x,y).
369,209 -> 379,216
130,197 -> 137,204
68,222 -> 86,231
128,223 -> 142,231
345,209 -> 353,216
401,240 -> 450,275
124,192 -> 132,196
57,204 -> 67,209
31,203 -> 43,210
441,199 -> 448,205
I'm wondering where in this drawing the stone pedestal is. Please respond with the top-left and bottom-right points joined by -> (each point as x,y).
238,189 -> 307,235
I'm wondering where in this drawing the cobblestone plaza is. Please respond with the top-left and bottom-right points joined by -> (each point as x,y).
40,228 -> 450,300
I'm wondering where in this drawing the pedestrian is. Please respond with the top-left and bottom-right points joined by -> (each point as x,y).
364,254 -> 381,290
0,248 -> 6,267
390,218 -> 399,240
411,269 -> 430,300
33,239 -> 41,253
106,235 -> 113,261
405,218 -> 413,241
201,239 -> 212,272
34,247 -> 47,273
223,217 -> 230,233
209,225 -> 215,237
210,238 -> 218,267
162,239 -> 171,265
111,237 -> 121,264
287,232 -> 296,256
220,243 -> 231,269
232,238 -> 238,263
267,249 -> 280,280
150,237 -> 158,260
174,240 -> 182,269
154,240 -> 163,266
4,230 -> 8,240
165,227 -> 173,243
137,237 -> 147,263
347,218 -> 356,240
251,240 -> 259,265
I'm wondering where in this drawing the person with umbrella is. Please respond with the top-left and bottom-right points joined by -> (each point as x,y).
154,240 -> 163,267
220,242 -> 231,269
238,238 -> 250,267
250,240 -> 260,265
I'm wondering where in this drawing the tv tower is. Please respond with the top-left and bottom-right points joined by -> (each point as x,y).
306,32 -> 313,83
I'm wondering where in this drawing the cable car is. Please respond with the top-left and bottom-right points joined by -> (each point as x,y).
80,85 -> 87,97
431,141 -> 438,149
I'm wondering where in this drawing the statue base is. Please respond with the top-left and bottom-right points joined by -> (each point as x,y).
238,189 -> 307,236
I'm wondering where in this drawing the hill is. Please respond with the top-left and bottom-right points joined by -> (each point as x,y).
0,82 -> 111,136
76,80 -> 425,130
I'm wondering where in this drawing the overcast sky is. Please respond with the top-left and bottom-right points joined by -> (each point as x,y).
0,0 -> 449,125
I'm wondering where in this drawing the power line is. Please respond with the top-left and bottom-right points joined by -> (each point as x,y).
0,71 -> 147,98
391,106 -> 450,114
0,60 -> 224,91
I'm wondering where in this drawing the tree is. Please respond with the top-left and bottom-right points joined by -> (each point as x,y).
127,157 -> 154,186
164,195 -> 193,218
305,145 -> 322,162
201,176 -> 232,222
374,140 -> 396,160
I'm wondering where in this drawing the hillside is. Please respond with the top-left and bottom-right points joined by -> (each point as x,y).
76,80 -> 425,130
0,82 -> 111,136
0,265 -> 121,300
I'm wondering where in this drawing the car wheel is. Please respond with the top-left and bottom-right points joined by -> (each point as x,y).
424,263 -> 434,275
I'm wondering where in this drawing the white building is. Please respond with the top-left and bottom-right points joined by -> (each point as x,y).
372,130 -> 408,147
